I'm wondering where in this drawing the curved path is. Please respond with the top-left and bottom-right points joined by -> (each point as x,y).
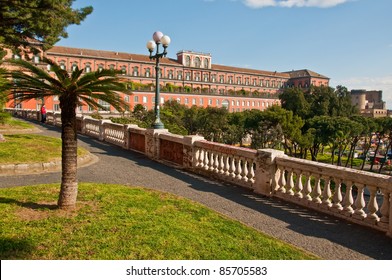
2,120 -> 392,260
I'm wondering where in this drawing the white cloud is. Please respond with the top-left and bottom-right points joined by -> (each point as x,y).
332,75 -> 392,110
243,0 -> 349,8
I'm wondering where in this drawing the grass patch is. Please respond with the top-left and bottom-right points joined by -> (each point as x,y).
0,183 -> 318,260
0,134 -> 88,164
0,117 -> 34,130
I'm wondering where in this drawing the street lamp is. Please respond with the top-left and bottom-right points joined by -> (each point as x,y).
146,31 -> 171,129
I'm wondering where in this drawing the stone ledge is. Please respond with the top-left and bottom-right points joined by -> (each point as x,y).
0,152 -> 99,176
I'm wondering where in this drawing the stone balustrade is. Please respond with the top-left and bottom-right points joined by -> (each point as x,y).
6,108 -> 392,237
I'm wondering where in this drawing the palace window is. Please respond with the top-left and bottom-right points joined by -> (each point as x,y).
98,64 -> 103,72
59,61 -> 66,70
121,66 -> 127,75
204,58 -> 209,68
177,71 -> 183,80
33,55 -> 40,64
195,57 -> 201,68
145,68 -> 151,77
72,63 -> 78,71
168,70 -> 174,79
186,72 -> 191,81
185,56 -> 191,67
237,77 -> 241,85
134,96 -> 139,103
85,64 -> 91,73
98,100 -> 110,111
132,66 -> 140,77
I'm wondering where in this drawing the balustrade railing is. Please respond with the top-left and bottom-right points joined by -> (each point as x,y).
5,108 -> 392,237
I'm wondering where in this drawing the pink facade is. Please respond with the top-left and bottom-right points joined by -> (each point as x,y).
5,46 -> 329,113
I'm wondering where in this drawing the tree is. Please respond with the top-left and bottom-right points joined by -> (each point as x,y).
4,58 -> 128,209
279,87 -> 310,119
0,0 -> 93,52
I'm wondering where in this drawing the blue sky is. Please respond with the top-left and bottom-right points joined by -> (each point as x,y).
59,0 -> 392,109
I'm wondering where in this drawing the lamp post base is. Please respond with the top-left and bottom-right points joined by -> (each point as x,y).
153,121 -> 164,129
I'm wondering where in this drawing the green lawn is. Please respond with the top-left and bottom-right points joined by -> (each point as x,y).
0,183 -> 318,260
0,117 -> 35,130
0,134 -> 87,164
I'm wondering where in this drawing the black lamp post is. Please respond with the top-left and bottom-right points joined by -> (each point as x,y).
146,31 -> 171,129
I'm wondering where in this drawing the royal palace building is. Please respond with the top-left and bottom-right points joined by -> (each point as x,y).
5,46 -> 330,113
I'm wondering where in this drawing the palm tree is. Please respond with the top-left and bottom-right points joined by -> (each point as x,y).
4,57 -> 129,209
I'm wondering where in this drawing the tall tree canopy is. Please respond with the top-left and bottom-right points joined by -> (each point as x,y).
0,0 -> 93,52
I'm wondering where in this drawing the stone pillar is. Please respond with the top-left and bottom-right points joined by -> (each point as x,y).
254,149 -> 285,196
145,128 -> 169,160
183,135 -> 205,169
99,120 -> 110,141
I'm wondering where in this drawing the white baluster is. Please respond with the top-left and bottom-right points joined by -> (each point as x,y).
224,155 -> 230,176
194,148 -> 201,167
209,151 -> 215,172
230,156 -> 236,178
311,175 -> 322,204
365,186 -> 380,223
332,179 -> 343,211
379,191 -> 390,226
204,151 -> 209,170
242,159 -> 249,183
235,157 -> 242,181
199,149 -> 205,169
353,183 -> 366,219
294,170 -> 303,199
342,181 -> 354,215
322,177 -> 332,208
248,161 -> 255,184
286,169 -> 294,196
302,173 -> 312,201
278,166 -> 286,194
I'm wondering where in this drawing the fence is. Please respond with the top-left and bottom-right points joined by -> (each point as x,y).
7,108 -> 392,237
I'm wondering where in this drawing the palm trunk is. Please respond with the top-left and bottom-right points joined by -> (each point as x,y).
58,100 -> 78,209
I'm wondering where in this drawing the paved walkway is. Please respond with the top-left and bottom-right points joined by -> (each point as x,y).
1,120 -> 392,260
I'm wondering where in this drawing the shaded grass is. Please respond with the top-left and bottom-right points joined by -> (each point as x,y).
0,183 -> 318,260
0,117 -> 34,130
0,134 -> 87,164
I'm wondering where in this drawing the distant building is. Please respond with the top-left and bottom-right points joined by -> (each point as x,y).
284,69 -> 330,89
351,89 -> 388,118
4,45 -> 330,113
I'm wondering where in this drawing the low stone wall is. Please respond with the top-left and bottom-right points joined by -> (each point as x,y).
6,108 -> 392,237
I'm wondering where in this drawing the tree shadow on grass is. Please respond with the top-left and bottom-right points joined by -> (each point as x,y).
0,238 -> 35,259
0,197 -> 58,210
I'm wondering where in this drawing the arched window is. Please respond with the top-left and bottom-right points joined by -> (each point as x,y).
204,58 -> 209,68
195,57 -> 201,68
85,64 -> 91,73
133,67 -> 139,76
121,66 -> 127,75
185,56 -> 191,67
145,68 -> 151,77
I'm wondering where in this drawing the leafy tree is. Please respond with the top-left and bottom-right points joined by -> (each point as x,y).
0,0 -> 93,52
279,87 -> 310,119
196,107 -> 229,142
4,58 -> 128,209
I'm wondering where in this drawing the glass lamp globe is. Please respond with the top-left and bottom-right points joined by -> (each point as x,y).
153,31 -> 163,43
146,40 -> 156,51
161,35 -> 171,47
